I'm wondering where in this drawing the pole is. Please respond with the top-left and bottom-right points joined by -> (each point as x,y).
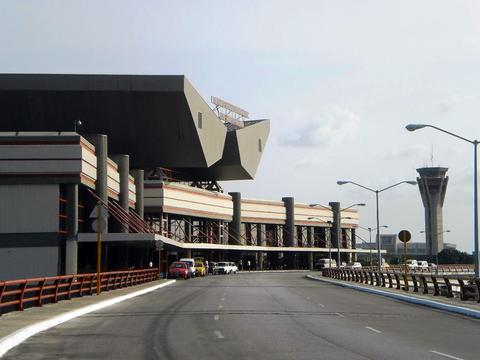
368,228 -> 373,268
403,240 -> 408,292
376,191 -> 381,271
96,202 -> 102,296
474,141 -> 479,277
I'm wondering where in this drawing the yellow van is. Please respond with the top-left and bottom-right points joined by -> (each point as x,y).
194,261 -> 206,276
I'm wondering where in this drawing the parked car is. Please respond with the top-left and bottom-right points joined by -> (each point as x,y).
195,260 -> 206,276
349,262 -> 362,269
428,262 -> 437,270
216,262 -> 231,274
229,262 -> 238,274
417,260 -> 429,271
168,262 -> 190,280
314,258 -> 337,270
179,258 -> 196,278
406,259 -> 418,270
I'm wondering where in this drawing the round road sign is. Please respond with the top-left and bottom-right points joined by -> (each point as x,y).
398,230 -> 411,243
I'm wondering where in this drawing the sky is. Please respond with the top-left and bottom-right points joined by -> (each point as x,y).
1,1 -> 479,252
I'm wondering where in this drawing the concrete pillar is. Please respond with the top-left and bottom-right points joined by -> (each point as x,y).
217,220 -> 223,244
351,228 -> 357,261
257,223 -> 266,246
132,169 -> 144,219
112,155 -> 129,233
308,252 -> 314,271
65,184 -> 78,274
185,217 -> 192,243
329,202 -> 341,266
282,197 -> 295,247
89,134 -> 108,232
307,227 -> 313,247
229,192 -> 241,245
258,251 -> 264,270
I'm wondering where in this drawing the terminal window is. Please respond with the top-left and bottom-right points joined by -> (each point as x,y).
197,112 -> 203,129
258,138 -> 262,152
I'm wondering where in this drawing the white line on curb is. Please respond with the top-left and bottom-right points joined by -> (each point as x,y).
365,326 -> 381,334
429,350 -> 464,360
0,280 -> 176,358
317,303 -> 325,308
306,275 -> 480,320
335,312 -> 345,318
214,330 -> 224,339
217,305 -> 223,310
214,315 -> 219,321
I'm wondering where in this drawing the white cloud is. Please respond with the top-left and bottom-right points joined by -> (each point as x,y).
279,106 -> 360,147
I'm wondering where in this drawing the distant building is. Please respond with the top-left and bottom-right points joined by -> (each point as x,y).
357,234 -> 397,254
417,167 -> 449,256
396,242 -> 427,256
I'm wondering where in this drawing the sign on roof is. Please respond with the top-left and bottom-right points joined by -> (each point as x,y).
211,96 -> 249,118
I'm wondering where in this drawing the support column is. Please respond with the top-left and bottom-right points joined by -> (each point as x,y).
65,184 -> 78,274
229,192 -> 241,245
308,252 -> 314,271
89,134 -> 108,233
282,197 -> 295,247
307,226 -> 313,247
132,169 -> 144,219
258,252 -> 264,270
329,202 -> 341,266
351,228 -> 357,261
185,217 -> 192,243
113,155 -> 130,233
257,224 -> 266,246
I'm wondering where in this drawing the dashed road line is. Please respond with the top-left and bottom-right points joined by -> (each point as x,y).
365,326 -> 382,334
214,330 -> 225,339
335,312 -> 345,317
317,303 -> 325,308
429,350 -> 464,360
214,315 -> 219,321
217,305 -> 223,310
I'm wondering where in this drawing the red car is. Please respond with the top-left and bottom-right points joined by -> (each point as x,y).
168,262 -> 190,279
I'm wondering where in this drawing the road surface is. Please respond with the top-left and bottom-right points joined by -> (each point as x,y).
4,272 -> 480,359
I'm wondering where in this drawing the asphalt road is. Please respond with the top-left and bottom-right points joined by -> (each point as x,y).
4,272 -> 480,360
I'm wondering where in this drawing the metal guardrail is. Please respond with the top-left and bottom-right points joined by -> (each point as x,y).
361,264 -> 475,274
322,268 -> 480,303
0,268 -> 159,316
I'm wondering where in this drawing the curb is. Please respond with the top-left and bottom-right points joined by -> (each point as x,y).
0,280 -> 176,358
306,275 -> 480,320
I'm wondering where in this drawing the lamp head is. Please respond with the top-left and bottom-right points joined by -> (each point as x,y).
337,181 -> 349,185
406,181 -> 417,185
357,203 -> 366,207
405,124 -> 427,132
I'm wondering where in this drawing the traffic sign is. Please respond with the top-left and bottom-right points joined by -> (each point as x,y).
91,219 -> 107,233
398,230 -> 411,243
89,206 -> 109,219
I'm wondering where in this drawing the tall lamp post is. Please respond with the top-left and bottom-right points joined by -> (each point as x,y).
337,180 -> 417,271
357,225 -> 388,268
406,123 -> 479,277
309,203 -> 365,267
420,229 -> 451,271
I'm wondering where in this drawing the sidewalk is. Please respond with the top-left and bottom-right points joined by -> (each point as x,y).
307,274 -> 480,319
0,279 -> 175,357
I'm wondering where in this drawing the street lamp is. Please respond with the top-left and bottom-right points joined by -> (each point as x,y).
337,180 -> 417,271
309,203 -> 365,267
357,225 -> 388,268
420,229 -> 451,271
406,123 -> 479,277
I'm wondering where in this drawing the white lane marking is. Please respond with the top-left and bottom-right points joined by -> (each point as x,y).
365,326 -> 382,334
214,315 -> 219,321
429,350 -> 464,360
214,330 -> 225,339
0,280 -> 177,358
221,297 -> 225,301
317,303 -> 325,308
335,312 -> 345,317
217,305 -> 223,310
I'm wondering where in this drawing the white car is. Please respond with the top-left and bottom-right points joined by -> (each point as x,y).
417,260 -> 429,271
349,262 -> 362,269
216,262 -> 231,274
229,262 -> 238,274
406,259 -> 418,270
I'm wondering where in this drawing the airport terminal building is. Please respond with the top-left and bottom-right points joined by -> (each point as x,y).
0,74 -> 367,280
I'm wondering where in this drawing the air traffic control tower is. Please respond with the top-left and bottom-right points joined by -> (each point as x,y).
417,167 -> 449,256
